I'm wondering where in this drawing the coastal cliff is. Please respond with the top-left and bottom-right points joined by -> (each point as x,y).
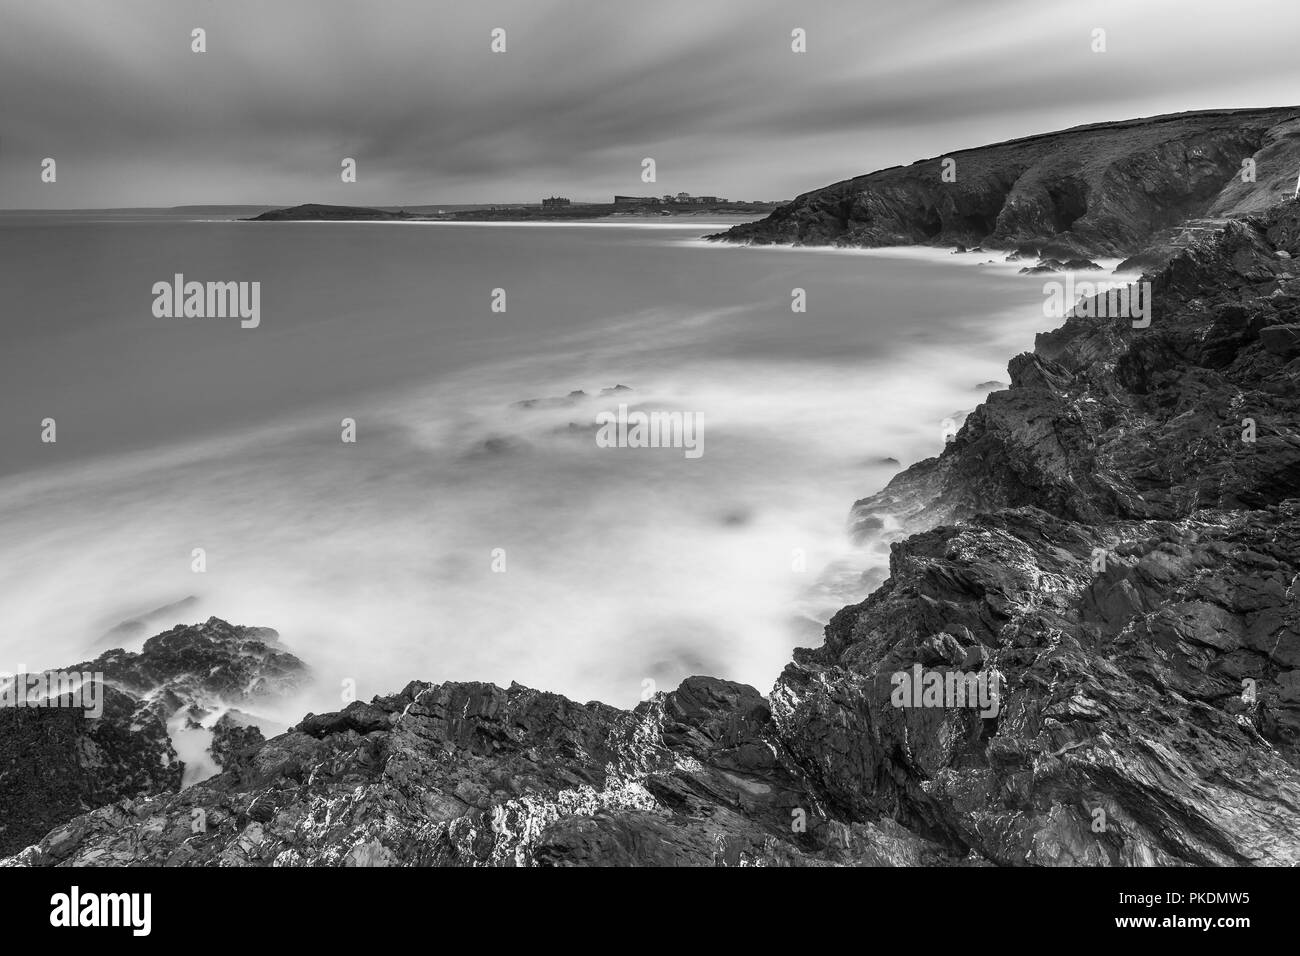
5,183 -> 1300,868
710,107 -> 1300,259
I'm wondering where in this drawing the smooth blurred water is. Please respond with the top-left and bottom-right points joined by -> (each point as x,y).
0,214 -> 1056,712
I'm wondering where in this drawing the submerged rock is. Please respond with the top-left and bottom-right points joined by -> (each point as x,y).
514,386 -> 631,411
1019,258 -> 1065,275
513,389 -> 590,410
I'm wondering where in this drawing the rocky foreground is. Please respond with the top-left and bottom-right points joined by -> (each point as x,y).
5,197 -> 1300,866
711,107 -> 1300,260
0,620 -> 306,858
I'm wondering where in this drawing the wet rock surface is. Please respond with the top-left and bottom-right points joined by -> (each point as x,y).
781,504 -> 1300,865
827,200 -> 1300,864
849,202 -> 1300,539
3,678 -> 959,866
0,683 -> 180,858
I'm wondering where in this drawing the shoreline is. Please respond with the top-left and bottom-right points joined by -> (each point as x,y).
683,235 -> 1132,275
211,217 -> 763,229
0,240 -> 1114,694
7,203 -> 1300,867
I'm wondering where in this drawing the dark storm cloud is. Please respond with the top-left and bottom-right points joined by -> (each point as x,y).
2,0 -> 1297,207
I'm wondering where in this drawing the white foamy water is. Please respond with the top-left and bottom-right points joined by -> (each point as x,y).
0,215 -> 1069,712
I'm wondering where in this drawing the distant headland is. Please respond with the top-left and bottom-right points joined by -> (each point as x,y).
246,195 -> 781,223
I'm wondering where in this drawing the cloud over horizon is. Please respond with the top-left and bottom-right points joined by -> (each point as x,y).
2,0 -> 1298,208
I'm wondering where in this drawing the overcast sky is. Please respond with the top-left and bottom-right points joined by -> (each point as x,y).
2,0 -> 1298,208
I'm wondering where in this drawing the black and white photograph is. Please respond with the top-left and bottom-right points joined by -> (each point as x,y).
1,0 -> 1297,935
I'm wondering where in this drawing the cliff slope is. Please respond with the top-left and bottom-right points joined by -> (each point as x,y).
711,107 -> 1300,258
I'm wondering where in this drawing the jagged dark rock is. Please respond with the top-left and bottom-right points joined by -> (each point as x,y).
780,503 -> 1300,865
850,201 -> 1300,541
209,714 -> 267,777
0,684 -> 180,858
514,386 -> 633,410
3,678 -> 960,866
64,617 -> 306,742
816,201 -> 1300,864
709,107 -> 1300,257
0,618 -> 306,857
1020,259 -> 1066,274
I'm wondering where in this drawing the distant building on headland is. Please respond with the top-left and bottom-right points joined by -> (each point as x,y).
542,196 -> 571,208
615,193 -> 724,206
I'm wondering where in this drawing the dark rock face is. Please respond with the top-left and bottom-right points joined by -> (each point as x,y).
710,108 -> 1300,257
819,201 -> 1300,864
74,617 -> 305,707
778,505 -> 1300,865
1260,323 -> 1300,356
849,202 -> 1300,540
0,618 -> 306,858
4,678 -> 958,866
208,714 -> 266,776
0,684 -> 180,858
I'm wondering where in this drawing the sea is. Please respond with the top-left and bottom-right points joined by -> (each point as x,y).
0,210 -> 1063,747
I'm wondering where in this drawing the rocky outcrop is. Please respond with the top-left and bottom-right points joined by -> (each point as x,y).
814,200 -> 1300,864
710,108 -> 1300,258
0,618 -> 306,857
5,200 -> 1300,867
780,504 -> 1300,865
69,617 -> 306,724
0,682 -> 180,859
848,202 -> 1300,539
4,678 -> 958,866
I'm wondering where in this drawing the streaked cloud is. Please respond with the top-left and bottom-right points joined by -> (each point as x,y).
2,0 -> 1297,207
